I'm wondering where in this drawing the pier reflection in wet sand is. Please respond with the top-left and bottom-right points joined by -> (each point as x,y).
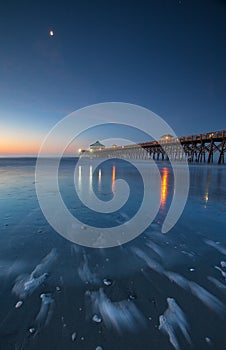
160,167 -> 169,209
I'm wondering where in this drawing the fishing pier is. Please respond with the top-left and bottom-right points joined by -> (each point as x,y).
82,130 -> 226,164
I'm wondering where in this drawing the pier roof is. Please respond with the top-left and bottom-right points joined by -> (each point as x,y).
90,141 -> 105,148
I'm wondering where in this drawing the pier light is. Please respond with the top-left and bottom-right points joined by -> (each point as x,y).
160,134 -> 173,142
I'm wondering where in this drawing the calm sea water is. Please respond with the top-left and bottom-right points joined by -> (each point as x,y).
0,158 -> 226,350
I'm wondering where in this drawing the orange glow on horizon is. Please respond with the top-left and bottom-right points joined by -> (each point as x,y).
0,132 -> 84,156
0,139 -> 41,155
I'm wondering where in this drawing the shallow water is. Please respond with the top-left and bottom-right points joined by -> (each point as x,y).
0,158 -> 226,350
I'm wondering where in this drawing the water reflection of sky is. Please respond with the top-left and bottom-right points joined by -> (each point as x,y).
1,159 -> 226,349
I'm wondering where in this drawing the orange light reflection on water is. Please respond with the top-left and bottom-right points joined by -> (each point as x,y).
161,167 -> 169,208
112,165 -> 116,192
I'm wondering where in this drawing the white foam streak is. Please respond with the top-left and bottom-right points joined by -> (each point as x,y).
189,281 -> 225,314
204,239 -> 226,255
86,289 -> 146,333
12,249 -> 57,299
131,247 -> 164,274
165,271 -> 225,315
159,315 -> 180,350
208,276 -> 226,293
214,265 -> 226,279
31,248 -> 58,278
78,253 -> 99,285
35,293 -> 54,330
159,298 -> 191,350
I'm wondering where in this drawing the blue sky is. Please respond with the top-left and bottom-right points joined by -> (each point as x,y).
0,0 -> 226,155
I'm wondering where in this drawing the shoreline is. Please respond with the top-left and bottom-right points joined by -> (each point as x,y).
0,156 -> 225,167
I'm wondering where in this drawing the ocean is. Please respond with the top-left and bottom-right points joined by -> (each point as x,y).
0,157 -> 226,350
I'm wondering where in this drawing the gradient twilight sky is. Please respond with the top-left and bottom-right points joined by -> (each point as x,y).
0,0 -> 226,155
